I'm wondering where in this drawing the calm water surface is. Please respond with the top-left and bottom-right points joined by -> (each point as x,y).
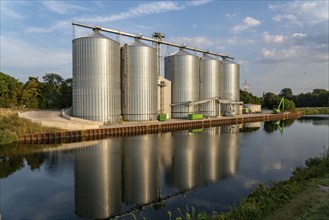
1,116 -> 328,219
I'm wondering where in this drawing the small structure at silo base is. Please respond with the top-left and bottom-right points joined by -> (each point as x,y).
244,104 -> 262,113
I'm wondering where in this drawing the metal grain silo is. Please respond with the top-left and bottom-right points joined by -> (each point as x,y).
223,59 -> 240,115
200,54 -> 223,117
72,30 -> 121,123
121,39 -> 158,121
165,49 -> 200,118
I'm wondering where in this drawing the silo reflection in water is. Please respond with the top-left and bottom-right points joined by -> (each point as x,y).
123,135 -> 159,205
219,125 -> 240,178
168,132 -> 203,191
202,127 -> 221,184
74,139 -> 122,219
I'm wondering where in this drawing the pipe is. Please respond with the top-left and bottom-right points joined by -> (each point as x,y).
72,22 -> 233,59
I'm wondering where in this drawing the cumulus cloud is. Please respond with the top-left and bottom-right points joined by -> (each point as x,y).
263,32 -> 286,43
270,1 -> 329,25
232,17 -> 261,33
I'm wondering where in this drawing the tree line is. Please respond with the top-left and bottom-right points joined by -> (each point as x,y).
0,72 -> 72,109
240,87 -> 328,111
1,72 -> 328,110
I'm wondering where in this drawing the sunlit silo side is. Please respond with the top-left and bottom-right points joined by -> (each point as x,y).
121,40 -> 158,121
165,49 -> 200,118
72,30 -> 121,122
200,54 -> 223,117
74,139 -> 122,219
223,59 -> 240,115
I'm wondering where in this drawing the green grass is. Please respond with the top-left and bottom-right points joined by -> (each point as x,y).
171,147 -> 329,220
296,107 -> 329,115
210,147 -> 329,220
0,113 -> 62,145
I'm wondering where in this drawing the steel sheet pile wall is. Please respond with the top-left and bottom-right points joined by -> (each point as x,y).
121,40 -> 158,121
200,54 -> 223,117
223,59 -> 240,115
165,49 -> 200,118
72,31 -> 121,122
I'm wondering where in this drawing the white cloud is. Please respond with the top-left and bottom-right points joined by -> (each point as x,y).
41,1 -> 87,14
170,36 -> 215,48
0,35 -> 71,69
187,0 -> 212,7
270,1 -> 328,25
232,17 -> 261,33
263,32 -> 286,44
292,33 -> 306,38
78,1 -> 184,23
25,21 -> 70,33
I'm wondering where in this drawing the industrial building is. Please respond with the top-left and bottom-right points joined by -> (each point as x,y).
72,23 -> 241,123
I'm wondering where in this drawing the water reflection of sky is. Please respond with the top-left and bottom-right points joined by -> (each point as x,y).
1,117 -> 328,219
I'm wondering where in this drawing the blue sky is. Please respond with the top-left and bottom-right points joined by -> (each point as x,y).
1,0 -> 328,96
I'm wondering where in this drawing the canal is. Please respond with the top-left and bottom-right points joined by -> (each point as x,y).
1,115 -> 328,219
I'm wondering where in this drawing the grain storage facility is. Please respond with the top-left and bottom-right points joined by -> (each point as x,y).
165,49 -> 200,119
200,54 -> 223,117
72,30 -> 121,123
223,59 -> 240,116
121,39 -> 158,121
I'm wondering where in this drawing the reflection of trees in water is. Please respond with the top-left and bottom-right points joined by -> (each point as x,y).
25,153 -> 45,170
263,119 -> 295,133
0,143 -> 47,178
298,116 -> 329,126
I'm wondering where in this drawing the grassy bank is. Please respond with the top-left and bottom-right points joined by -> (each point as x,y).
166,148 -> 329,220
211,147 -> 329,220
296,107 -> 329,115
0,113 -> 62,145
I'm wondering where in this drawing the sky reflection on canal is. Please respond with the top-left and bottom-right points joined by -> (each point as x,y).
1,117 -> 328,219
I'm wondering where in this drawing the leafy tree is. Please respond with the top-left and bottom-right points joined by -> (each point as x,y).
20,77 -> 43,109
41,73 -> 64,108
263,92 -> 280,109
279,88 -> 293,100
240,90 -> 261,104
0,72 -> 23,107
284,99 -> 295,111
60,78 -> 72,108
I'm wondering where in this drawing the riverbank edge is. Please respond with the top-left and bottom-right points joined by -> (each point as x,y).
209,148 -> 329,220
297,107 -> 329,115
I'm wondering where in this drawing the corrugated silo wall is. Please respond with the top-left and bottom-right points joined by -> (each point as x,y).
200,55 -> 221,117
165,50 -> 200,119
223,61 -> 240,115
121,40 -> 158,121
72,32 -> 121,122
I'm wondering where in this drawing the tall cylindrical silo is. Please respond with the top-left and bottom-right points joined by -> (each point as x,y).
165,49 -> 200,118
223,59 -> 240,115
121,40 -> 158,121
200,54 -> 223,117
72,30 -> 121,123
